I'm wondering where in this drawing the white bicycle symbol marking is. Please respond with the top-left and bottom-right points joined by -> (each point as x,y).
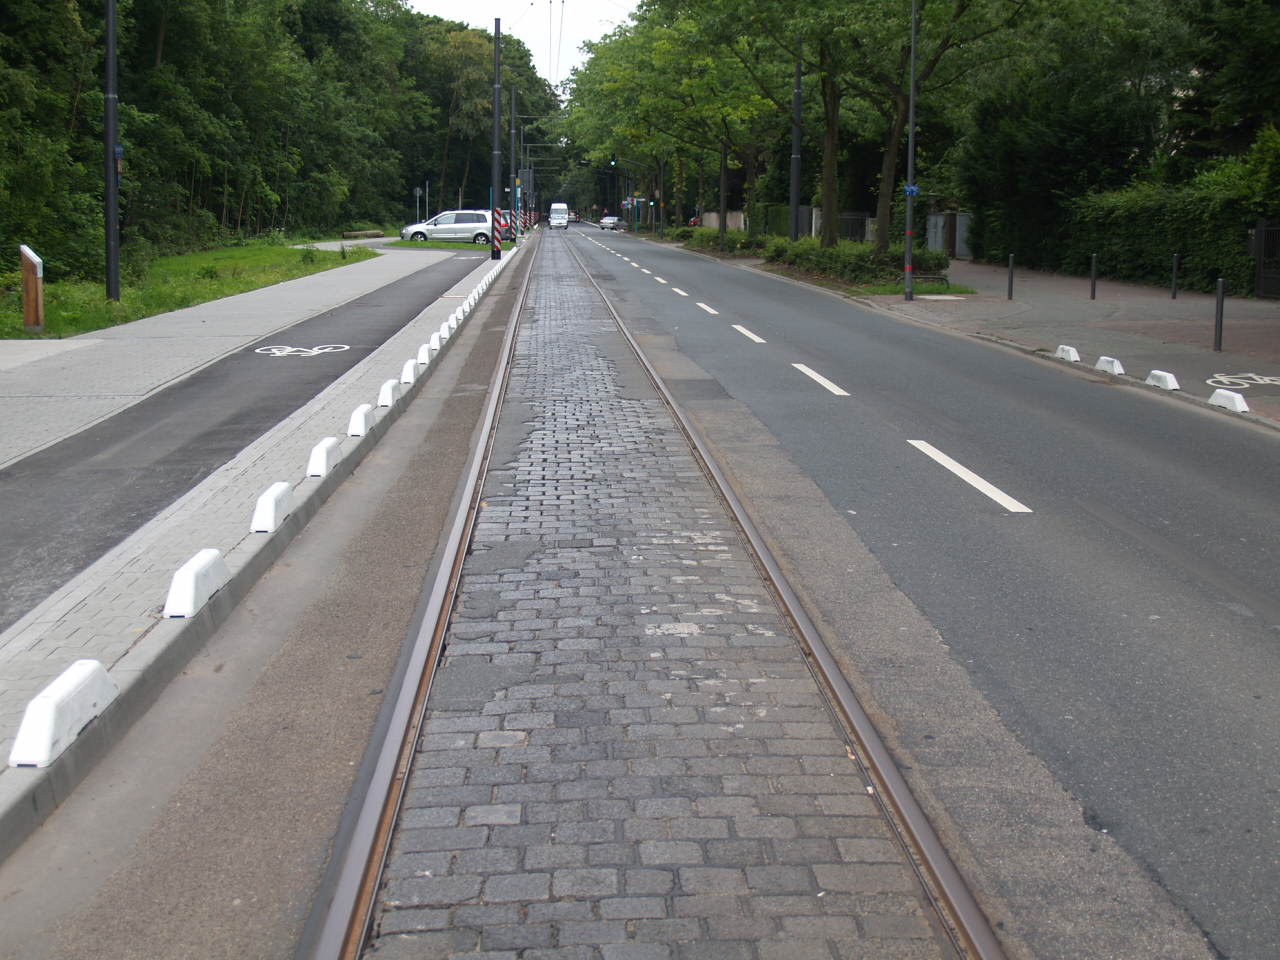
255,344 -> 351,358
1204,372 -> 1280,389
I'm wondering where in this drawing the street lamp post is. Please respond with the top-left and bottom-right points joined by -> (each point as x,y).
104,0 -> 121,300
490,18 -> 502,260
904,0 -> 918,302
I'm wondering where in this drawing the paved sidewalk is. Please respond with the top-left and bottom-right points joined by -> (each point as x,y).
366,239 -> 950,959
868,259 -> 1280,424
0,248 -> 499,820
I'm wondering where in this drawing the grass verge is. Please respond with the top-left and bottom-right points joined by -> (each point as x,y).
760,263 -> 975,298
1,244 -> 376,339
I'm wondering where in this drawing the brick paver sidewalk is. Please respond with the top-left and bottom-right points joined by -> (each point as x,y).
366,239 -> 949,959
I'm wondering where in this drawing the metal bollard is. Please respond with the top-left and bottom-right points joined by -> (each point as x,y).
1171,253 -> 1180,299
1090,253 -> 1097,300
1007,254 -> 1014,300
1214,278 -> 1225,352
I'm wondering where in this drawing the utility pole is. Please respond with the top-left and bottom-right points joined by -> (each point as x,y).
491,18 -> 502,260
790,59 -> 802,242
510,86 -> 518,235
904,0 -> 918,301
104,0 -> 121,300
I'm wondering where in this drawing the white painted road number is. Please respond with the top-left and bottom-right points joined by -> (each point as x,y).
254,344 -> 351,358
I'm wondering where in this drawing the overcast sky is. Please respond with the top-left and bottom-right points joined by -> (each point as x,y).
407,0 -> 638,90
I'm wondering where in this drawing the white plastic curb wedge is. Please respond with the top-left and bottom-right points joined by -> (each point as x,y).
377,379 -> 403,407
8,660 -> 119,768
1146,370 -> 1181,390
1054,345 -> 1081,362
163,547 -> 232,618
1095,356 -> 1125,376
250,481 -> 293,533
307,437 -> 343,477
1209,389 -> 1249,413
347,403 -> 376,437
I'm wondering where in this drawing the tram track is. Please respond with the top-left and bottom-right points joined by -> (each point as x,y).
305,228 -> 1006,960
561,235 -> 1006,960
302,238 -> 540,960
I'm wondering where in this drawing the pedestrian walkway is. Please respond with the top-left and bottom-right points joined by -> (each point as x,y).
365,239 -> 950,959
873,259 -> 1280,424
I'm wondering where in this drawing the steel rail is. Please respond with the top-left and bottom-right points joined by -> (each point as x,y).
304,237 -> 541,960
562,233 -> 1009,960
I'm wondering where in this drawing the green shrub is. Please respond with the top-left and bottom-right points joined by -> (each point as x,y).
1064,176 -> 1254,294
682,227 -> 769,254
763,236 -> 949,285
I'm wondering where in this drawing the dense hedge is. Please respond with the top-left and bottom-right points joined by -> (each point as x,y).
1061,181 -> 1255,294
763,236 -> 949,284
682,227 -> 769,253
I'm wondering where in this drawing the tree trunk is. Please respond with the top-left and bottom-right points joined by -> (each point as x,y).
674,154 -> 685,227
155,5 -> 168,67
819,42 -> 841,249
718,138 -> 728,251
874,95 -> 910,252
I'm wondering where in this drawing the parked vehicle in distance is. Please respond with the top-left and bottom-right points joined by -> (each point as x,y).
570,211 -> 581,223
401,210 -> 492,243
549,202 -> 569,229
688,215 -> 701,227
599,216 -> 625,231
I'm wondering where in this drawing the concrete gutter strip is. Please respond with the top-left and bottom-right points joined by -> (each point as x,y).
0,244 -> 526,864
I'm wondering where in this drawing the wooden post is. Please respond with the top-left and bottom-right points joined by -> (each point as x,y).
20,245 -> 44,332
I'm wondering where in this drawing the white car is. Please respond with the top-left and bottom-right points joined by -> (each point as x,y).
401,210 -> 492,243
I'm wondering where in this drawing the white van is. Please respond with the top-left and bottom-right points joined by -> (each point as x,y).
549,203 -> 569,229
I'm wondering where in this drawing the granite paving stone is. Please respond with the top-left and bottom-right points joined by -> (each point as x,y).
365,238 -> 949,958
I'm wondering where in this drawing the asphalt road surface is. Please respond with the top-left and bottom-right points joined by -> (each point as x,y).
563,225 -> 1280,960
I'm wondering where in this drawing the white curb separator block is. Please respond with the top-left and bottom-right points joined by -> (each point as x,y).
307,436 -> 343,477
250,481 -> 293,533
400,358 -> 418,385
347,403 -> 376,437
163,547 -> 232,618
439,322 -> 450,343
1209,389 -> 1250,413
1146,370 -> 1180,391
1054,345 -> 1081,362
449,315 -> 459,333
1095,356 -> 1125,376
377,379 -> 402,407
8,660 -> 119,768
417,342 -> 434,366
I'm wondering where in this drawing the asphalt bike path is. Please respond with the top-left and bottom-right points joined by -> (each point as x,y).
0,255 -> 479,631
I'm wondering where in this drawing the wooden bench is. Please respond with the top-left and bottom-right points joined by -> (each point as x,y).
341,230 -> 384,239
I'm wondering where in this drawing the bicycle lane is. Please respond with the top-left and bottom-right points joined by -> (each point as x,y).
0,253 -> 480,632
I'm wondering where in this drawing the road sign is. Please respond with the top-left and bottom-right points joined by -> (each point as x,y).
904,183 -> 920,196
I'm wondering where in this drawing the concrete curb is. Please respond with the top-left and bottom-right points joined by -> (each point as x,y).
0,242 -> 527,865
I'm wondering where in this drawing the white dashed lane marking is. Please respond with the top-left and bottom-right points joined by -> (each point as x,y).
907,440 -> 1034,514
732,325 -> 766,343
696,302 -> 719,315
792,363 -> 849,396
672,288 -> 689,297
